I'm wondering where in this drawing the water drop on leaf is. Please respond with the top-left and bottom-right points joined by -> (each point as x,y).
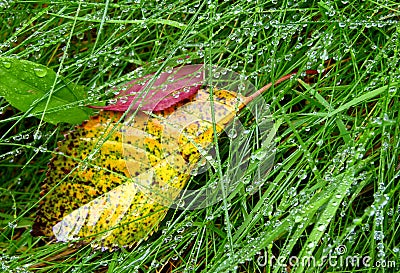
33,67 -> 47,78
2,61 -> 11,69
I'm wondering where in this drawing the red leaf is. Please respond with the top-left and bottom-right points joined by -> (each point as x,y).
90,64 -> 204,112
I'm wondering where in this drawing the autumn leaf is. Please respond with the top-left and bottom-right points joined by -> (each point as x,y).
90,64 -> 204,112
32,66 -> 319,250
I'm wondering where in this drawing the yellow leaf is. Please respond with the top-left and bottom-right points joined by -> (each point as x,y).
32,88 -> 246,249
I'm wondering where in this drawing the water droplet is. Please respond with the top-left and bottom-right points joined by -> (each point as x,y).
320,49 -> 329,61
174,235 -> 183,241
374,231 -> 384,241
294,215 -> 303,222
176,199 -> 185,207
7,221 -> 17,229
33,67 -> 47,78
242,175 -> 251,184
172,91 -> 180,99
389,86 -> 397,93
317,64 -> 325,73
209,181 -> 218,189
353,218 -> 362,225
13,135 -> 22,141
317,225 -> 326,232
150,260 -> 160,268
33,131 -> 42,140
76,32 -> 84,40
227,128 -> 237,138
177,227 -> 185,233
2,61 -> 11,69
246,185 -> 254,193
165,66 -> 173,73
250,148 -> 268,161
297,170 -> 307,180
119,96 -> 129,104
190,168 -> 198,176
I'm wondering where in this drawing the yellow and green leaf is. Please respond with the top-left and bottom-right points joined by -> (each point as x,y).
32,64 -> 317,249
32,87 -> 246,249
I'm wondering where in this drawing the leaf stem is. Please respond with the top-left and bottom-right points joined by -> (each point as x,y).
243,69 -> 319,106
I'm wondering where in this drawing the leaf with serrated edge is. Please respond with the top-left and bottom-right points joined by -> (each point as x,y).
90,64 -> 203,112
32,67 -> 319,250
32,87 -> 246,250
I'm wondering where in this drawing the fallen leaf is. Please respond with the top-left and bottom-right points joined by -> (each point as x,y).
90,64 -> 204,112
32,67 -> 319,249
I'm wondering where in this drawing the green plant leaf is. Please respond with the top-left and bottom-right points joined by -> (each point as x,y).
0,57 -> 93,124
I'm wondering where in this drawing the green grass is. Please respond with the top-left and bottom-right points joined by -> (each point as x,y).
1,1 -> 399,272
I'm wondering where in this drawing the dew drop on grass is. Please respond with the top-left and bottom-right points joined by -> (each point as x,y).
242,175 -> 251,184
150,260 -> 160,268
291,214 -> 302,223
320,49 -> 329,61
297,170 -> 307,180
33,131 -> 42,140
177,227 -> 185,233
176,199 -> 185,208
375,211 -> 384,225
209,181 -> 218,189
227,128 -> 237,138
7,221 -> 17,229
374,231 -> 384,241
389,86 -> 397,93
174,235 -> 183,241
76,32 -> 84,40
317,63 -> 325,73
353,218 -> 362,225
